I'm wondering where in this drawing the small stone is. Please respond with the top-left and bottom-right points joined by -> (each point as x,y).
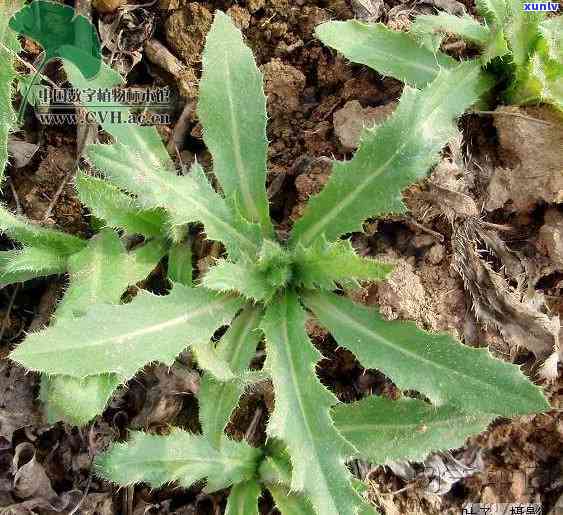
333,100 -> 396,151
486,106 -> 563,212
426,244 -> 446,265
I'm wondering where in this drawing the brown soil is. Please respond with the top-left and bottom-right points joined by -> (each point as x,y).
1,1 -> 561,514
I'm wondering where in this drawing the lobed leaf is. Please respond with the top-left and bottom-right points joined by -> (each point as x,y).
40,374 -> 121,426
203,259 -> 273,301
293,240 -> 393,290
267,485 -> 317,515
333,396 -> 494,464
0,205 -> 86,255
11,284 -> 243,380
95,430 -> 262,492
199,306 -> 263,448
505,0 -> 544,68
64,61 -> 174,168
289,62 -> 492,248
412,13 -> 492,46
476,0 -> 509,25
225,481 -> 262,515
0,246 -> 67,287
261,291 -> 363,515
198,12 -> 273,236
315,21 -> 456,88
87,143 -> 262,259
303,292 -> 549,417
76,171 -> 169,238
41,230 -> 167,425
260,447 -> 376,515
55,229 -> 166,319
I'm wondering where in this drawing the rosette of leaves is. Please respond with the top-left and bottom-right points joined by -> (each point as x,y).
8,11 -> 549,515
315,0 -> 562,109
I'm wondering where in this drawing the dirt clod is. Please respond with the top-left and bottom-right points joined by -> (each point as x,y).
333,100 -> 396,150
262,59 -> 306,114
164,3 -> 213,66
486,106 -> 563,212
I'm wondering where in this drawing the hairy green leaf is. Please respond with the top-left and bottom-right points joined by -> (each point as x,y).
76,172 -> 168,238
168,240 -> 193,286
0,0 -> 22,186
315,21 -> 456,88
411,13 -> 509,62
539,16 -> 563,62
199,12 -> 273,236
95,430 -> 262,492
261,291 -> 363,515
334,396 -> 494,464
0,246 -> 67,287
481,29 -> 510,64
476,0 -> 509,25
40,374 -> 121,426
0,205 -> 86,255
64,61 -> 174,168
529,52 -> 563,110
260,447 -> 376,515
56,230 -> 165,319
204,240 -> 293,301
412,13 -> 492,46
304,292 -> 549,417
199,306 -> 263,447
11,284 -> 243,379
258,451 -> 317,514
289,62 -> 492,247
293,240 -> 393,290
41,231 -> 166,425
225,481 -> 262,515
505,1 -> 544,68
268,485 -> 317,515
87,142 -> 262,259
203,259 -> 274,301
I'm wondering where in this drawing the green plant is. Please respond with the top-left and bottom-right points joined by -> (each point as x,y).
0,0 -> 24,185
5,10 -> 550,515
315,0 -> 562,109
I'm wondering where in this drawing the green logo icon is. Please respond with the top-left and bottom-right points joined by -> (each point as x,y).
9,0 -> 102,120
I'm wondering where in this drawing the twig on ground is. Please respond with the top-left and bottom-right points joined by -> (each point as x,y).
167,100 -> 196,154
144,39 -> 197,99
405,216 -> 445,243
470,110 -> 557,127
0,285 -> 20,342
